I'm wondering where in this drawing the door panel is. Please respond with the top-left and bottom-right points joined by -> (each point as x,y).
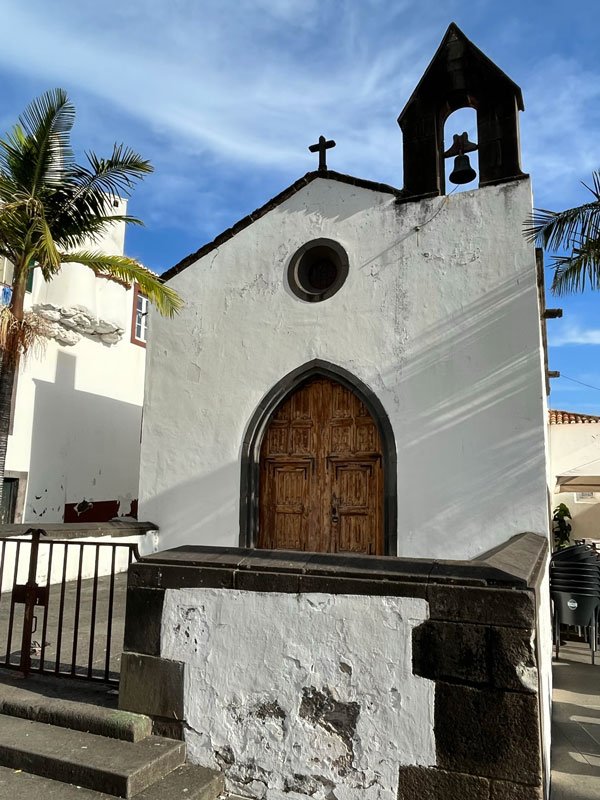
331,459 -> 381,554
258,378 -> 384,554
258,459 -> 312,550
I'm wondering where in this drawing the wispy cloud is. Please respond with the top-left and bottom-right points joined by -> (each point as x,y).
551,323 -> 600,347
1,1 -> 598,271
0,0 -> 433,180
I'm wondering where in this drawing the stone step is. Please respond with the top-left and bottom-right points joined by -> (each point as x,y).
0,690 -> 152,742
0,763 -> 224,799
0,716 -> 186,797
0,669 -> 152,742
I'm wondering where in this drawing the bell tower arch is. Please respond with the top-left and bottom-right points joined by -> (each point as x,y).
397,22 -> 526,201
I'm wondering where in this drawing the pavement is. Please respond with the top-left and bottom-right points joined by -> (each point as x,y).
0,572 -> 127,681
552,641 -> 600,799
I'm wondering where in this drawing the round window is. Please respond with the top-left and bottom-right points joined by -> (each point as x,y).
287,239 -> 349,302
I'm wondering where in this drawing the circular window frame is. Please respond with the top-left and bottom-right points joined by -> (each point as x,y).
287,238 -> 349,303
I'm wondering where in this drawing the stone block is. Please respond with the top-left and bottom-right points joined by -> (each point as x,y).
234,570 -> 300,593
413,621 -> 488,686
435,682 -> 542,784
397,766 -> 489,799
298,575 -> 429,597
428,584 -> 535,628
119,653 -> 184,721
491,779 -> 543,799
128,561 -> 235,590
413,621 -> 538,692
123,587 -> 165,656
489,626 -> 537,692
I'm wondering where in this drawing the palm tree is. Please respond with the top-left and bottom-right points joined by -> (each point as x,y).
0,88 -> 182,511
525,171 -> 600,295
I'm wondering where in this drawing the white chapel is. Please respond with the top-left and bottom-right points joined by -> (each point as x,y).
138,23 -> 550,562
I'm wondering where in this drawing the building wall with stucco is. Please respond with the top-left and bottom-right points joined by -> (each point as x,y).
139,174 -> 549,560
4,206 -> 146,524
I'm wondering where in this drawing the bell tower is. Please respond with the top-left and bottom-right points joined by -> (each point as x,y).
397,23 -> 526,202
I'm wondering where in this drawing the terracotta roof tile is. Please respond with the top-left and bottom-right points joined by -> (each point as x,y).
549,409 -> 600,424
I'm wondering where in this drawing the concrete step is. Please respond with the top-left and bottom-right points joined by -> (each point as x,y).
0,670 -> 151,742
0,689 -> 152,742
0,716 -> 186,797
0,763 -> 224,799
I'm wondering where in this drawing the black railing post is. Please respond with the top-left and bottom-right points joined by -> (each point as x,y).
18,528 -> 47,677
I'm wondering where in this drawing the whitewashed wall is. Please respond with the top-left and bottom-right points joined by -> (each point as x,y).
162,587 -> 435,800
140,177 -> 549,560
6,209 -> 146,523
549,423 -> 600,540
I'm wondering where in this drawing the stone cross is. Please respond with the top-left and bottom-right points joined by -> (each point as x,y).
308,136 -> 336,171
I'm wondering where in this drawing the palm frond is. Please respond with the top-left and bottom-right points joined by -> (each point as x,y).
551,237 -> 600,295
581,170 -> 600,202
0,90 -> 75,197
18,88 -> 75,191
524,201 -> 600,250
70,144 -> 153,200
31,214 -> 62,274
58,250 -> 183,317
46,188 -> 144,247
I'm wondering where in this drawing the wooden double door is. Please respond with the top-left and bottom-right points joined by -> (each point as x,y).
258,377 -> 384,554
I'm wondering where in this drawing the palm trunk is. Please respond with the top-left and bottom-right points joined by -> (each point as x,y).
0,262 -> 27,518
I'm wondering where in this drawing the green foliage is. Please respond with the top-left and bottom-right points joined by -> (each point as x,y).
524,171 -> 600,296
0,88 -> 182,317
552,503 -> 572,549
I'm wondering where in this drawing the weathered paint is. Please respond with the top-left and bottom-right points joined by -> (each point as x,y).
161,588 -> 435,800
140,176 -> 549,560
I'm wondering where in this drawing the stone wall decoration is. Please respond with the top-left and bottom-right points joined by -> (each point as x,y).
33,303 -> 125,346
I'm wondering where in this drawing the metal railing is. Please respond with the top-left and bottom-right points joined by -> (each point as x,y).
0,523 -> 152,684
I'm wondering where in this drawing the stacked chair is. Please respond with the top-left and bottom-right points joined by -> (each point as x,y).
551,543 -> 600,664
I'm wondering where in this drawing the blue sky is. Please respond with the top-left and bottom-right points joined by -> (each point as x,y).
0,0 -> 599,412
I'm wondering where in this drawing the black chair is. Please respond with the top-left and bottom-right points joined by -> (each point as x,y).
552,591 -> 600,663
550,545 -> 600,662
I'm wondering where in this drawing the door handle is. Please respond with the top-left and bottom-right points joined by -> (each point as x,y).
331,493 -> 339,524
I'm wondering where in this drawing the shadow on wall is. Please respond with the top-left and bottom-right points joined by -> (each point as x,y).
377,272 -> 547,557
25,352 -> 143,523
141,461 -> 239,554
143,270 -> 548,559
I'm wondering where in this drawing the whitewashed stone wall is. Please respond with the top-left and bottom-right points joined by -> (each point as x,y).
161,588 -> 435,800
140,176 -> 549,560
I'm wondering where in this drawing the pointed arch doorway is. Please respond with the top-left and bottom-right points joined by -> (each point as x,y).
240,362 -> 396,555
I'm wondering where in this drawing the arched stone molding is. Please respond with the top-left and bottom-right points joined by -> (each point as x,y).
239,359 -> 398,554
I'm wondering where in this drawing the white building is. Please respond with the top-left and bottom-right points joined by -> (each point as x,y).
138,24 -> 550,562
2,207 -> 147,524
549,409 -> 600,541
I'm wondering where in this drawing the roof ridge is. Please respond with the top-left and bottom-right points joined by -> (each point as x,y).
161,170 -> 401,282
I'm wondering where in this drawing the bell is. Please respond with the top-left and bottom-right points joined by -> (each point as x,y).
449,154 -> 477,185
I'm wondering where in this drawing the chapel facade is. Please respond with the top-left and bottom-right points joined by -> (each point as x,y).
138,23 -> 549,563
123,25 -> 553,799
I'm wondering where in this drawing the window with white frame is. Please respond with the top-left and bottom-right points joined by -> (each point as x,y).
131,284 -> 149,346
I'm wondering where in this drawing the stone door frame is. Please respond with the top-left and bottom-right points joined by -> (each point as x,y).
239,359 -> 398,554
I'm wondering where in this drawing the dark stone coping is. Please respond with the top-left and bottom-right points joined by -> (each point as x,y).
476,533 -> 548,588
0,520 -> 158,540
162,170 -> 402,281
131,532 -> 547,592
